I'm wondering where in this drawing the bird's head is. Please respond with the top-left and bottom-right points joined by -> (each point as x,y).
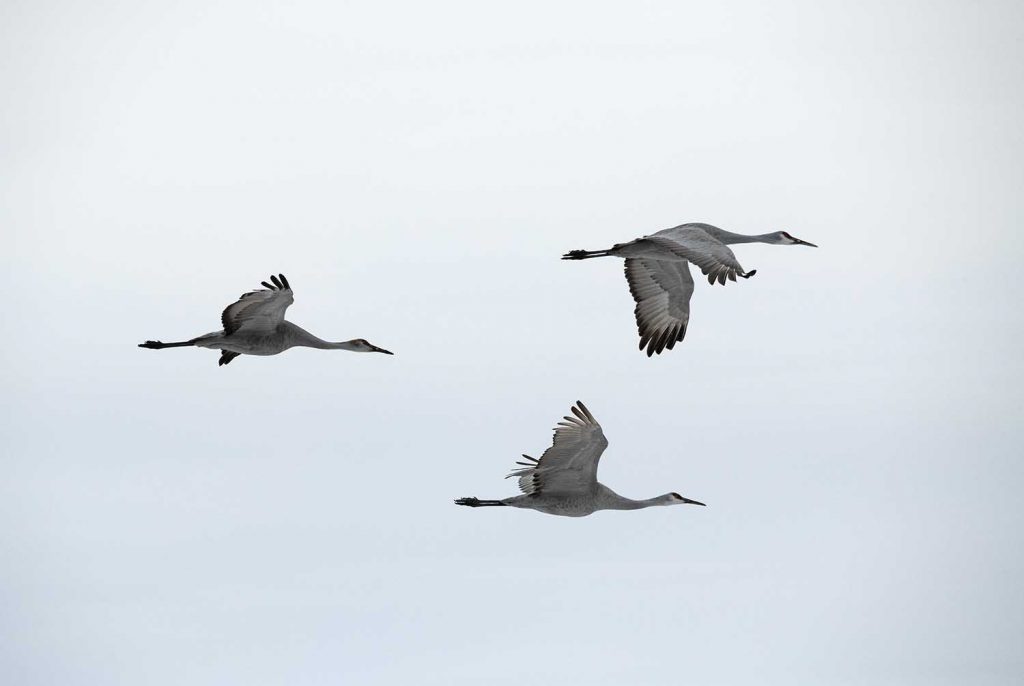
667,492 -> 706,507
345,338 -> 394,355
772,230 -> 817,247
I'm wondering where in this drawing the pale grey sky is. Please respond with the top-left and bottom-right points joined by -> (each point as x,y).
2,1 -> 1023,684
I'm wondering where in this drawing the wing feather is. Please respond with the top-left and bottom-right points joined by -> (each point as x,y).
624,258 -> 694,356
221,273 -> 295,335
505,401 -> 609,496
645,229 -> 747,285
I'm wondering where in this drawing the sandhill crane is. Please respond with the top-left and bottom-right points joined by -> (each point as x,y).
139,274 -> 393,366
455,401 -> 704,517
563,222 -> 816,355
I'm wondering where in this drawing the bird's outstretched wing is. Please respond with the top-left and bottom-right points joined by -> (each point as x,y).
221,274 -> 295,335
646,228 -> 747,285
624,258 -> 694,356
506,401 -> 609,496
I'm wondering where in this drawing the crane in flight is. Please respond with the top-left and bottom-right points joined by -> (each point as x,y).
455,401 -> 705,517
563,222 -> 816,355
139,274 -> 393,366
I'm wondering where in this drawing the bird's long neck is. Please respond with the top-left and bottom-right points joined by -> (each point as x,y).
608,496 -> 668,511
705,228 -> 777,245
600,487 -> 670,511
283,323 -> 352,350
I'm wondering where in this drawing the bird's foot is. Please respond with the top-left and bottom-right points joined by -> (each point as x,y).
740,269 -> 757,279
455,497 -> 506,507
139,340 -> 165,349
562,249 -> 612,260
562,250 -> 590,260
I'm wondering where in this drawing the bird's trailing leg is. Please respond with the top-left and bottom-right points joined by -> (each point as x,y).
138,340 -> 194,349
562,249 -> 612,260
455,497 -> 507,507
739,269 -> 757,279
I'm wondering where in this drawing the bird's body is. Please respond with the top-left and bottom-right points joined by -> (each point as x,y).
499,484 -> 677,517
563,222 -> 817,355
190,322 -> 352,356
139,274 -> 393,366
455,401 -> 704,517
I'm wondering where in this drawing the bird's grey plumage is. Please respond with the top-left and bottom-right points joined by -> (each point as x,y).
139,274 -> 393,365
220,273 -> 295,336
642,231 -> 746,285
455,401 -> 705,517
507,400 -> 608,496
562,222 -> 817,355
624,258 -> 694,356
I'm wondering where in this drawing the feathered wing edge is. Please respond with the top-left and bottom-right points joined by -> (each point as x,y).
221,273 -> 293,335
218,351 -> 240,366
645,235 -> 746,286
624,258 -> 693,357
504,401 -> 601,495
260,274 -> 290,291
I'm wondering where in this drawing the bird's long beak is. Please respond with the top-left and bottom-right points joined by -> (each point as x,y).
792,237 -> 818,247
682,497 -> 706,506
372,345 -> 394,355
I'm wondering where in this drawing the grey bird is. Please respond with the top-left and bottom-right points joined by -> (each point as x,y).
455,401 -> 705,517
563,222 -> 817,355
139,274 -> 393,366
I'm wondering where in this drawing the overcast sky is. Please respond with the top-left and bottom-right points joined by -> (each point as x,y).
2,1 -> 1023,684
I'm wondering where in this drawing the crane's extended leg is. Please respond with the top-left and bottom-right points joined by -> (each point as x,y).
455,497 -> 507,507
739,269 -> 757,279
562,249 -> 613,260
138,340 -> 194,349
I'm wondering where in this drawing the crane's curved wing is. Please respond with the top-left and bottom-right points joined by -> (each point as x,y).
506,401 -> 609,496
624,258 -> 694,356
646,229 -> 746,285
221,274 -> 295,335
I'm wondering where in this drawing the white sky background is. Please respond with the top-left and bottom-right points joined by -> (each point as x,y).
2,0 -> 1023,683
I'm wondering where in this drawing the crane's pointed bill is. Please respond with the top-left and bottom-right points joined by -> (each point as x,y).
682,497 -> 706,506
370,344 -> 393,355
792,236 -> 817,247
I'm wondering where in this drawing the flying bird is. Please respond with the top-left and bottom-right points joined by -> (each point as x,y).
563,222 -> 817,355
139,274 -> 393,366
455,401 -> 705,517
